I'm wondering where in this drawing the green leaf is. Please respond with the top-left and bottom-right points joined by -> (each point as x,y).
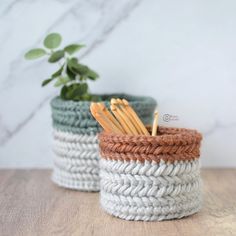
60,83 -> 88,100
66,65 -> 76,80
91,95 -> 102,102
48,50 -> 64,63
67,58 -> 82,79
24,48 -> 46,60
54,76 -> 70,87
52,65 -> 64,78
81,94 -> 92,101
44,33 -> 62,49
76,64 -> 89,75
67,58 -> 79,70
69,83 -> 88,98
41,78 -> 54,87
64,44 -> 85,55
60,85 -> 68,99
68,59 -> 89,75
74,83 -> 88,95
87,68 -> 99,80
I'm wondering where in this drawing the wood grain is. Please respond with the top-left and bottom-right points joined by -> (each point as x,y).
0,169 -> 236,236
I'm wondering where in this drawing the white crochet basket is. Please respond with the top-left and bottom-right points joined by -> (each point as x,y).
52,130 -> 100,191
99,126 -> 203,221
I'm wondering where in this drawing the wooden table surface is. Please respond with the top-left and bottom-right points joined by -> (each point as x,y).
0,169 -> 235,236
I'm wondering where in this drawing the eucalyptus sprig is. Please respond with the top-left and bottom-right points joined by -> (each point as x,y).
25,33 -> 99,101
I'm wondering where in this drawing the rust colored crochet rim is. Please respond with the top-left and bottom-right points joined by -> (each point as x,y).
98,126 -> 202,163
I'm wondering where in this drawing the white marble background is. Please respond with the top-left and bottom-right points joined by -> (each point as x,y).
0,0 -> 236,167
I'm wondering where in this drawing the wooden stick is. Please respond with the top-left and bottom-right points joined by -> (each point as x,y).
97,103 -> 125,134
152,111 -> 158,136
115,98 -> 140,134
115,99 -> 143,134
110,104 -> 133,135
110,98 -> 118,106
95,113 -> 113,132
90,103 -> 122,134
94,103 -> 123,134
90,103 -> 111,132
112,102 -> 139,135
122,99 -> 150,135
90,110 -> 112,133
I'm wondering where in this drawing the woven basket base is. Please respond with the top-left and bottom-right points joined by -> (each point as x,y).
52,172 -> 100,191
52,130 -> 100,191
100,196 -> 201,221
100,158 -> 202,221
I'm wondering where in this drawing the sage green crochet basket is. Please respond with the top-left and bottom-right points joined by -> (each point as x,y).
51,94 -> 157,191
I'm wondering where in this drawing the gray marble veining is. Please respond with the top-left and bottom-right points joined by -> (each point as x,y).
0,0 -> 236,167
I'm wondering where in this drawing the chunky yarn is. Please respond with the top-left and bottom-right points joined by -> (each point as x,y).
99,127 -> 203,221
51,94 -> 157,191
52,130 -> 100,191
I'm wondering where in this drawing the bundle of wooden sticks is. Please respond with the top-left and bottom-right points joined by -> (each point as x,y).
90,98 -> 158,136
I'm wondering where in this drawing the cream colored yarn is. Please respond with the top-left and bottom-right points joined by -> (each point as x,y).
52,130 -> 100,191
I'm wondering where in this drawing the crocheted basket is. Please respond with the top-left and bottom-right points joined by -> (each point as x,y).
99,126 -> 203,221
51,94 -> 157,191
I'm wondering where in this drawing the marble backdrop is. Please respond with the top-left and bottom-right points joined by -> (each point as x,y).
0,0 -> 236,167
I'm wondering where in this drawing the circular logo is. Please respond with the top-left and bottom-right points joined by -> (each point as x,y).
163,114 -> 170,122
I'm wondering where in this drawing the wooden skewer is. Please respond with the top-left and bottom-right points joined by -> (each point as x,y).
110,104 -> 133,135
152,111 -> 158,136
115,98 -> 143,135
122,99 -> 150,135
97,103 -> 125,134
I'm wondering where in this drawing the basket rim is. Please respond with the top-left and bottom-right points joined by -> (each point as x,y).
99,126 -> 202,145
98,126 -> 202,163
50,93 -> 157,109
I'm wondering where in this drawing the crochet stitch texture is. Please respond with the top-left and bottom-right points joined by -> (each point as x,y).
99,127 -> 203,221
51,94 -> 157,191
